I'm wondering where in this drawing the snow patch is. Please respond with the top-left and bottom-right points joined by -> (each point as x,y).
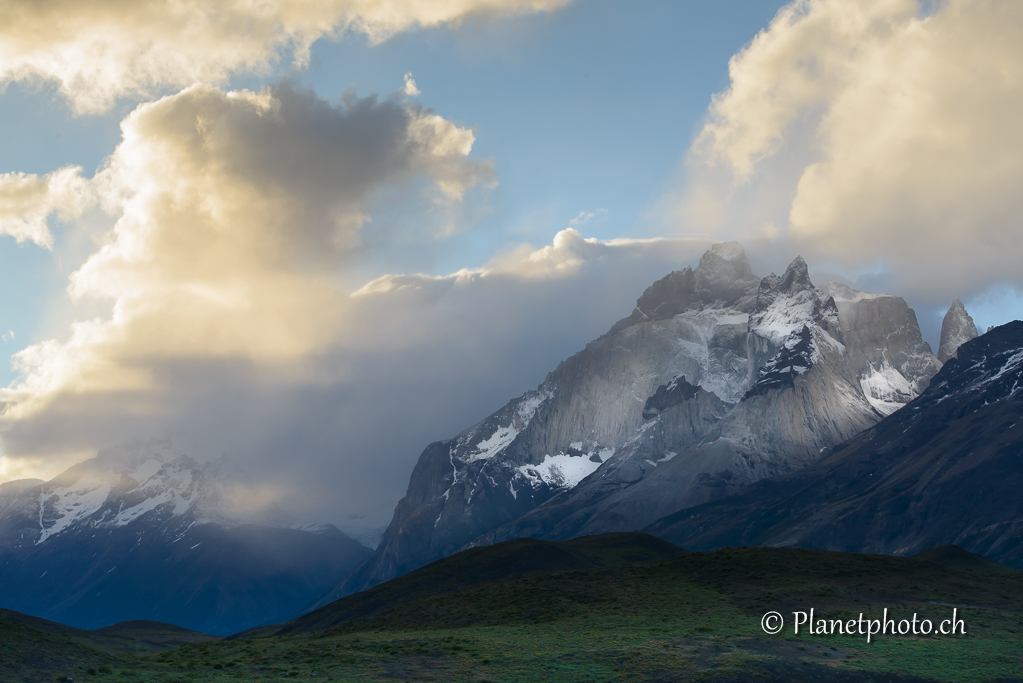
470,425 -> 519,461
517,454 -> 601,489
465,388 -> 553,462
37,483 -> 111,544
860,359 -> 915,416
516,448 -> 613,490
750,289 -> 816,347
126,458 -> 163,485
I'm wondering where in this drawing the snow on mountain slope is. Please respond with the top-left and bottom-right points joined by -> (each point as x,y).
2,439 -> 264,547
0,438 -> 372,634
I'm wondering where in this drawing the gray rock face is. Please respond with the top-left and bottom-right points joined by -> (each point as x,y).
820,282 -> 942,415
937,298 -> 979,363
329,244 -> 942,599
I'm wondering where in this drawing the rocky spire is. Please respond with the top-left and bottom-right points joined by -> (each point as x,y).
937,299 -> 979,363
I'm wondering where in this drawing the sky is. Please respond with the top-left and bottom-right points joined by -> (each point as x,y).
1,0 -> 1022,535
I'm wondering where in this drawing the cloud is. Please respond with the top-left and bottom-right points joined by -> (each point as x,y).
678,0 -> 1023,303
0,81 -> 490,441
568,208 -> 607,227
403,73 -> 421,97
0,167 -> 92,248
0,0 -> 571,114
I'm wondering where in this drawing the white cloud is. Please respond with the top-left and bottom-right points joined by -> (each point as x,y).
0,167 -> 92,248
568,208 -> 607,227
403,72 -> 421,97
0,0 -> 571,114
680,0 -> 1023,303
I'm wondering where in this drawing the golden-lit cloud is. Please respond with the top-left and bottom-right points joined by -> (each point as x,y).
0,82 -> 491,433
682,0 -> 1023,300
0,0 -> 571,114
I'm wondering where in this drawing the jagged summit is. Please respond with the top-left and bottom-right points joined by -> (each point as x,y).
615,241 -> 759,330
694,241 -> 760,310
937,298 -> 979,363
777,255 -> 813,293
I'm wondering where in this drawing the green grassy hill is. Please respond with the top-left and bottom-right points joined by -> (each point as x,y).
3,534 -> 1022,682
272,531 -> 689,635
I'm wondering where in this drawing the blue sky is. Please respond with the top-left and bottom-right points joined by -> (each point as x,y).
1,0 -> 1022,527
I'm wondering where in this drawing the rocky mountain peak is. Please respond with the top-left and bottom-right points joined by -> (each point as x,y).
753,257 -> 815,314
618,242 -> 760,329
694,242 -> 759,310
631,267 -> 697,321
779,256 -> 813,293
937,298 -> 979,363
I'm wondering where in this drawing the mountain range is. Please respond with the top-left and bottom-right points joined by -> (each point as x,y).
647,320 -> 1023,568
0,439 -> 371,635
328,242 -> 985,600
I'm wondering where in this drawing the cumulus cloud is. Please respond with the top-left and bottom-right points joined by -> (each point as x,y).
0,81 -> 490,447
679,0 -> 1023,303
0,0 -> 570,114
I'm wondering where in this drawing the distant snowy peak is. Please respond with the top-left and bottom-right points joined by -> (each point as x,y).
0,439 -> 274,546
938,299 -> 979,364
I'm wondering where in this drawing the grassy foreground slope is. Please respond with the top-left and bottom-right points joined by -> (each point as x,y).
3,534 -> 1022,682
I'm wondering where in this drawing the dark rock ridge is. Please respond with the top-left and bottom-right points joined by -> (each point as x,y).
646,322 -> 1023,569
326,243 -> 943,601
937,298 -> 979,363
0,439 -> 371,635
